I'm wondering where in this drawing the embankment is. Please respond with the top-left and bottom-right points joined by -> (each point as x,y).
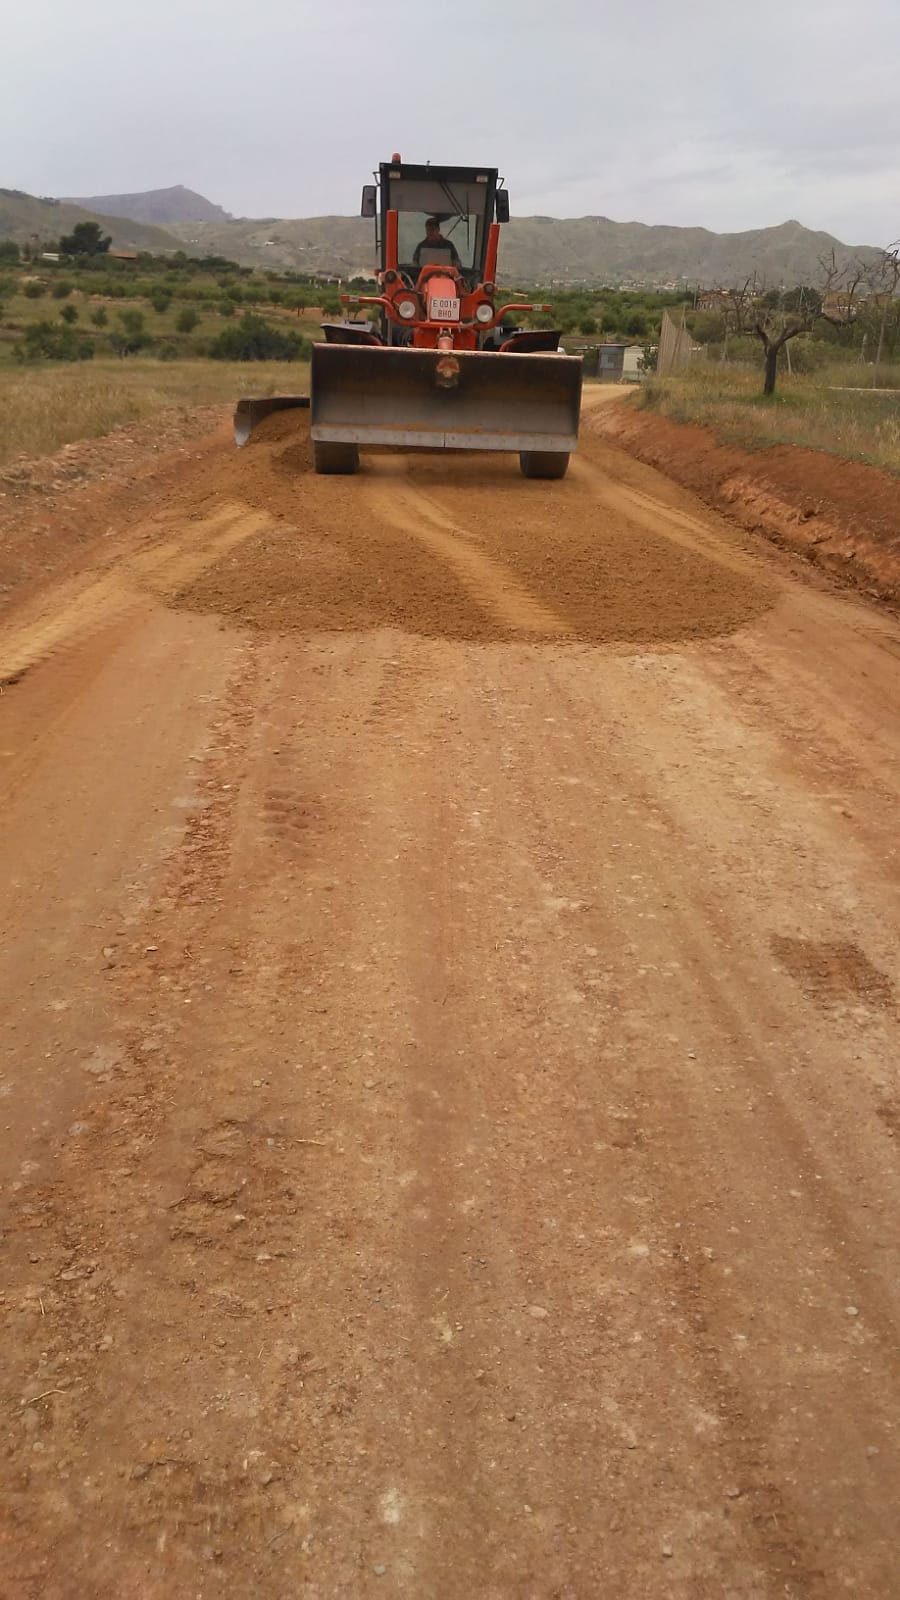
590,400 -> 900,604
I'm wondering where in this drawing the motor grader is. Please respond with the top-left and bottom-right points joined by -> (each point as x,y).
235,155 -> 582,478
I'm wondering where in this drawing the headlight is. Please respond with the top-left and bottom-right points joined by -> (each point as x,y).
397,297 -> 418,320
475,302 -> 494,324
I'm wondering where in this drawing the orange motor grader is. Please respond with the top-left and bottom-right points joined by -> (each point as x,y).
235,156 -> 582,478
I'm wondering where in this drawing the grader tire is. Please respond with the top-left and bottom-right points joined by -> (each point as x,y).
519,451 -> 569,480
313,442 -> 360,475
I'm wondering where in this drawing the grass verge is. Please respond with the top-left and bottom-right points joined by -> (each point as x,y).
0,359 -> 309,467
637,365 -> 900,475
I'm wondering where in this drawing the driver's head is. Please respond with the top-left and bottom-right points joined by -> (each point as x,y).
425,217 -> 441,237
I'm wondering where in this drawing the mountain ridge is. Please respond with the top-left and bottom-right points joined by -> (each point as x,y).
63,185 -> 231,225
164,206 -> 883,286
0,186 -> 883,287
0,189 -> 184,254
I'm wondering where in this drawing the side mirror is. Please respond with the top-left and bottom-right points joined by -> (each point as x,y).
495,189 -> 510,224
360,185 -> 377,219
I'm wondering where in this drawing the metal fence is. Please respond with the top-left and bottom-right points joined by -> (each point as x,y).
657,309 -> 699,376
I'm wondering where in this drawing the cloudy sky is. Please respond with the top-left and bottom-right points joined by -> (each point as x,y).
5,0 -> 898,245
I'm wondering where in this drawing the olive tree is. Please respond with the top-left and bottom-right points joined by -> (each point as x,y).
719,257 -> 868,395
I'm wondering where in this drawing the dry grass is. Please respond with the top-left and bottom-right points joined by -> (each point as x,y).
639,364 -> 900,475
0,359 -> 308,467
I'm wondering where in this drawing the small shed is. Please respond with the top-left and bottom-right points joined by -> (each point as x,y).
597,343 -> 626,380
622,345 -> 644,380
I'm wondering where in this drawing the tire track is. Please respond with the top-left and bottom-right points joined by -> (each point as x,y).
365,459 -> 571,638
0,501 -> 273,686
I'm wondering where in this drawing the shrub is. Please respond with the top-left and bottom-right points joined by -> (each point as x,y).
91,305 -> 108,327
149,287 -> 172,314
20,321 -> 94,361
52,280 -> 74,299
111,307 -> 152,354
208,312 -> 309,361
119,308 -> 145,336
60,303 -> 79,324
175,307 -> 199,334
23,281 -> 46,298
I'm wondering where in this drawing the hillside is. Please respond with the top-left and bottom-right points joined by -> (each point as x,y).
167,212 -> 882,287
0,190 -> 180,254
169,215 -> 376,277
65,185 -> 231,226
1,184 -> 882,287
499,217 -> 883,288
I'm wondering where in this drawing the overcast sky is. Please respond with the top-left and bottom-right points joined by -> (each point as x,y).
4,0 -> 898,245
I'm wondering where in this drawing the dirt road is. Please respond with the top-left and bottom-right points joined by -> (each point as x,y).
2,393 -> 899,1598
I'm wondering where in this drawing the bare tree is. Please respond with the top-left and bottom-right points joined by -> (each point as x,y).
723,275 -> 759,333
709,274 -> 761,365
750,251 -> 867,396
868,241 -> 900,381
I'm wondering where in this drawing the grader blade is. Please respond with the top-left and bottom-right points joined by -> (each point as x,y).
309,344 -> 582,458
233,395 -> 310,448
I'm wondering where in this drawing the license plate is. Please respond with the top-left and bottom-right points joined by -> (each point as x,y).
429,296 -> 460,322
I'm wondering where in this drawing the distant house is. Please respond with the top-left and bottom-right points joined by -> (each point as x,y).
41,251 -> 60,262
695,289 -> 731,314
821,290 -> 859,322
108,249 -> 138,261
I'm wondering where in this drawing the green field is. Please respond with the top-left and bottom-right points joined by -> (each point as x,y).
0,284 -> 323,349
0,241 -> 347,370
0,283 -> 325,370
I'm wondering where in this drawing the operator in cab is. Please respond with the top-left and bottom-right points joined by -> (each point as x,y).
413,217 -> 462,270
